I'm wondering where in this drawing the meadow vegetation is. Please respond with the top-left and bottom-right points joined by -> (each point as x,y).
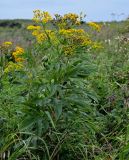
0,10 -> 129,160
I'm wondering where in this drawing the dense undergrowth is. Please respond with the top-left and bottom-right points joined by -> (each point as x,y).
0,10 -> 129,160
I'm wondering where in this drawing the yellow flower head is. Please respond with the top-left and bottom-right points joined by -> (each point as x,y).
33,10 -> 52,23
15,57 -> 25,62
88,22 -> 101,32
32,30 -> 40,36
62,13 -> 81,26
63,13 -> 78,21
12,46 -> 25,62
63,45 -> 75,55
36,33 -> 46,43
15,46 -> 24,54
82,38 -> 92,46
27,25 -> 41,30
2,41 -> 13,47
4,62 -> 23,73
59,29 -> 85,36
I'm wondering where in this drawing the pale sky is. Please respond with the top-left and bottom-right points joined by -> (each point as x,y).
0,0 -> 128,21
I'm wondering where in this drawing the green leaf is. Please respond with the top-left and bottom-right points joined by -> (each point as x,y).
45,111 -> 56,129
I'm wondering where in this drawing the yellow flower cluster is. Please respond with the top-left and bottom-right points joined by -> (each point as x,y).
36,33 -> 47,43
0,43 -> 25,74
62,45 -> 75,55
63,13 -> 80,25
33,10 -> 52,23
52,12 -> 84,29
2,41 -> 13,48
27,25 -> 41,30
12,46 -> 25,62
4,62 -> 23,73
59,28 -> 92,48
88,22 -> 101,32
81,38 -> 92,46
33,31 -> 46,43
27,10 -> 103,56
27,24 -> 58,44
59,29 -> 85,36
27,25 -> 46,43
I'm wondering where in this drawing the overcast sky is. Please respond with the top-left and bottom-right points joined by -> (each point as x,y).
0,0 -> 129,21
